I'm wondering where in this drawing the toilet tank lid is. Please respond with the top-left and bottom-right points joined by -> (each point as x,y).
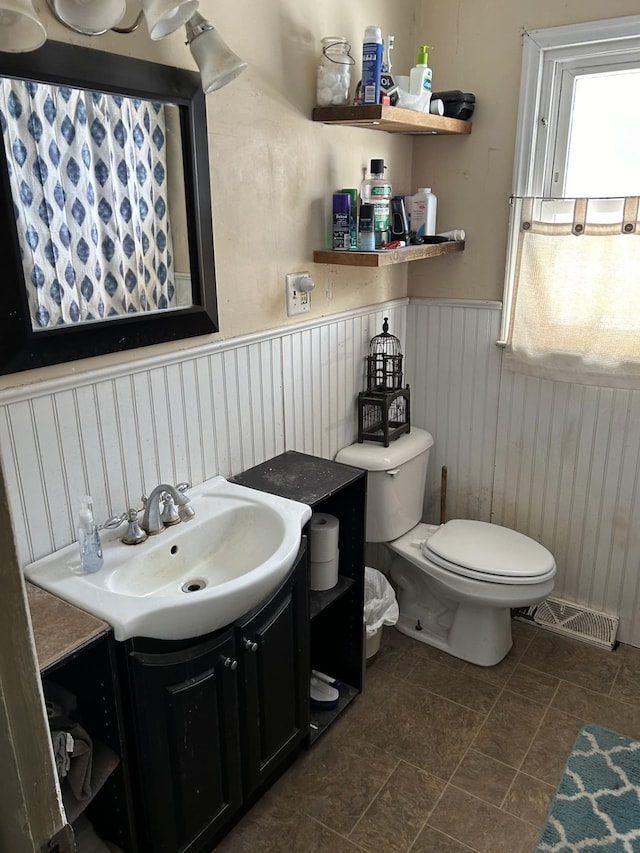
335,427 -> 434,471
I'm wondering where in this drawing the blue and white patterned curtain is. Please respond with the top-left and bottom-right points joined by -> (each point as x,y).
0,80 -> 176,329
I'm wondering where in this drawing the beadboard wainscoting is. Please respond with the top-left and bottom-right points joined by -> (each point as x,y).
5,296 -> 640,647
492,369 -> 640,647
406,299 -> 504,524
0,301 -> 406,568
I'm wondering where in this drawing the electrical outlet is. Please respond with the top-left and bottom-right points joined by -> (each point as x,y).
286,272 -> 313,316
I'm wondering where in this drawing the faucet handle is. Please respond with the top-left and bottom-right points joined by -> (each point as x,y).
161,493 -> 181,526
179,503 -> 196,522
122,508 -> 148,545
102,512 -> 128,530
175,482 -> 190,493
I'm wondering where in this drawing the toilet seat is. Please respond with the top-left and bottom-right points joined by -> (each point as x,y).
394,520 -> 556,585
424,519 -> 556,584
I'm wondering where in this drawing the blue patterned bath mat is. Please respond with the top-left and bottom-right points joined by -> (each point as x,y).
536,724 -> 640,852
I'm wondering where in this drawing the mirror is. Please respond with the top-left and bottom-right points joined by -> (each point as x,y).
0,41 -> 217,374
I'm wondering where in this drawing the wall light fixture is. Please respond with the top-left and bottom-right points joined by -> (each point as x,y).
185,13 -> 247,93
0,0 -> 246,92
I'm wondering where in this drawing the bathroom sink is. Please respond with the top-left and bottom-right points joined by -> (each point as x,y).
24,476 -> 311,641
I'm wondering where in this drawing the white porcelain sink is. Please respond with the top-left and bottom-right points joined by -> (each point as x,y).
25,476 -> 311,641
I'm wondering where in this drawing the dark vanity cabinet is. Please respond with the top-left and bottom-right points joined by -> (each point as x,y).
118,544 -> 308,853
123,629 -> 241,852
235,556 -> 309,796
29,453 -> 365,853
232,451 -> 367,744
27,585 -> 138,853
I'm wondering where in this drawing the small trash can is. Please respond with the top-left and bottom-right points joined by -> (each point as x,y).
363,566 -> 399,661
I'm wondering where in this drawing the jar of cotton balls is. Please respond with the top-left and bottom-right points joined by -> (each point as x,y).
316,37 -> 354,106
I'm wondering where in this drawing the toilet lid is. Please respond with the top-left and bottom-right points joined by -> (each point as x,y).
424,519 -> 556,580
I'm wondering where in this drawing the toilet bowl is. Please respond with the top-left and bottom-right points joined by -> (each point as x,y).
388,520 -> 555,666
335,428 -> 556,667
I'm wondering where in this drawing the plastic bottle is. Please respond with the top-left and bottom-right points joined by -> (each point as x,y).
78,495 -> 103,574
339,188 -> 359,250
358,203 -> 375,251
361,26 -> 383,105
332,193 -> 351,250
409,45 -> 433,98
410,187 -> 437,238
390,196 -> 409,243
360,159 -> 392,248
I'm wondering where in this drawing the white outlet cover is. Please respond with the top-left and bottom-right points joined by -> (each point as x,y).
286,272 -> 312,316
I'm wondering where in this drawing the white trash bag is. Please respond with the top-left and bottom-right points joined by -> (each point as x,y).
364,566 -> 399,638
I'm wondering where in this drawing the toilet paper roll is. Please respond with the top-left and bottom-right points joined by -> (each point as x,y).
309,513 -> 339,563
310,551 -> 339,591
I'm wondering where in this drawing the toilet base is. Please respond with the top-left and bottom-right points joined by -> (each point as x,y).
388,523 -> 554,667
394,601 -> 512,667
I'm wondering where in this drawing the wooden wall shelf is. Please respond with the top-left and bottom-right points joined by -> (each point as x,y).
313,240 -> 464,268
312,104 -> 472,135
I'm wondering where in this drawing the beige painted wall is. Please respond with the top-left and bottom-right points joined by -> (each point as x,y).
409,0 -> 640,302
0,0 -> 423,391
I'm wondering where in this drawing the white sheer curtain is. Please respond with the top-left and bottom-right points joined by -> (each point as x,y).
504,196 -> 640,389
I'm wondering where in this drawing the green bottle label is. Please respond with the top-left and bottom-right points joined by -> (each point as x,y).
371,185 -> 392,198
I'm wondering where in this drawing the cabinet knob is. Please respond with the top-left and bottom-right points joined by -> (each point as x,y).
244,639 -> 258,652
222,657 -> 238,670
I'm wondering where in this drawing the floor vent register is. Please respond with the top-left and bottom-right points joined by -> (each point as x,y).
513,596 -> 619,651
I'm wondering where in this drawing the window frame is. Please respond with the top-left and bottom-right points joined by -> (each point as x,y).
499,14 -> 640,343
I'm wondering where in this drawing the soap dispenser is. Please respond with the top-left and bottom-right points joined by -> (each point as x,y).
409,45 -> 433,96
78,495 -> 103,574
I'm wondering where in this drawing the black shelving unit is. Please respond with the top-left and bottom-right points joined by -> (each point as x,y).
231,451 -> 366,744
41,632 -> 137,852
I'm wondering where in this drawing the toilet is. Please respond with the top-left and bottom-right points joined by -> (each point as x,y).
336,428 -> 556,666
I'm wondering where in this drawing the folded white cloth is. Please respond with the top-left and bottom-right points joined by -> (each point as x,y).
51,730 -> 72,780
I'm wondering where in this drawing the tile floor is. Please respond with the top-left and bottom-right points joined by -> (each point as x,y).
217,620 -> 640,852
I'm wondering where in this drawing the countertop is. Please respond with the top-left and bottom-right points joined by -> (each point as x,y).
27,582 -> 109,673
230,450 -> 365,507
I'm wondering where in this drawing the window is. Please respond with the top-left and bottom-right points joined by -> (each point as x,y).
501,16 -> 640,388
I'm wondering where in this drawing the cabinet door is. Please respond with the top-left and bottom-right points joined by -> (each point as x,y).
236,544 -> 309,797
127,630 -> 242,853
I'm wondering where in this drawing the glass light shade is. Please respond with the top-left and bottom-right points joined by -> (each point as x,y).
0,0 -> 46,52
141,0 -> 198,40
189,22 -> 247,93
48,0 -> 126,35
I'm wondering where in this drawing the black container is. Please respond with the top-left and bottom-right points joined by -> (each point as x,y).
431,90 -> 476,120
390,196 -> 409,243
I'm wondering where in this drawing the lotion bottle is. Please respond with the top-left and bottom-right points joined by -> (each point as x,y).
78,495 -> 103,574
410,187 -> 437,238
409,45 -> 433,97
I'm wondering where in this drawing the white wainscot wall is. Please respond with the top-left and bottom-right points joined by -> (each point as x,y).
492,369 -> 640,647
5,296 -> 640,647
406,299 -> 503,524
0,301 -> 406,568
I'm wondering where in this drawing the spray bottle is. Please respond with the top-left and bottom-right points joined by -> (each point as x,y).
361,25 -> 383,104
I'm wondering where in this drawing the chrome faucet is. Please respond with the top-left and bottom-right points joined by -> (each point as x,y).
141,484 -> 194,535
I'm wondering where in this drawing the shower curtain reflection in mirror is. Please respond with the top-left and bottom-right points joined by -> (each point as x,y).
0,79 -> 186,330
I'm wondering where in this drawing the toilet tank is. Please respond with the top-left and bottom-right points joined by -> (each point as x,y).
335,427 -> 434,542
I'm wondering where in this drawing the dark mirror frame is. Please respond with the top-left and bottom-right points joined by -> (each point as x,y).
0,41 -> 218,375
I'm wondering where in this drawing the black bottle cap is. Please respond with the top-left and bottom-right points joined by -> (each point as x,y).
370,158 -> 385,174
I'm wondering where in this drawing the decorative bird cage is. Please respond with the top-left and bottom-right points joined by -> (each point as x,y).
358,318 -> 410,446
366,317 -> 403,391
